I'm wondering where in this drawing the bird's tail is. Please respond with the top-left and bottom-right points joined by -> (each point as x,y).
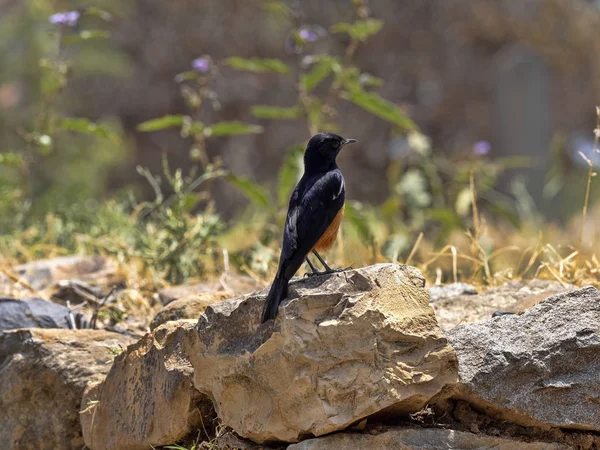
261,269 -> 289,323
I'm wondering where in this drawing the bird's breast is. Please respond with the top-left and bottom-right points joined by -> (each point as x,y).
313,206 -> 344,252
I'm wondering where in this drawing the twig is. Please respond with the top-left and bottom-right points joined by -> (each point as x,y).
575,106 -> 600,272
405,232 -> 423,266
89,286 -> 117,330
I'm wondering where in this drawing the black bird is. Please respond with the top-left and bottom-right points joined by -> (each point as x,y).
261,132 -> 357,323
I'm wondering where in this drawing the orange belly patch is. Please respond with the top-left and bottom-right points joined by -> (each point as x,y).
313,207 -> 344,252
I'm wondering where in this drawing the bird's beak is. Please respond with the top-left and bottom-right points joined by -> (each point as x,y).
342,138 -> 358,146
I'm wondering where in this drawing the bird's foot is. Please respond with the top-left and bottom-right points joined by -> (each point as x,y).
303,266 -> 352,277
304,270 -> 327,277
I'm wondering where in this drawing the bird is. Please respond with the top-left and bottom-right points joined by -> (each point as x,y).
261,132 -> 357,323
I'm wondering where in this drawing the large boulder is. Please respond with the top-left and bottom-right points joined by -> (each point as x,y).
287,427 -> 570,450
191,264 -> 458,443
0,328 -> 135,450
447,286 -> 600,431
81,320 -> 215,450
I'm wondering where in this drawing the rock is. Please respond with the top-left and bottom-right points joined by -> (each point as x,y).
150,291 -> 232,330
428,282 -> 477,303
287,427 -> 570,450
214,431 -> 273,450
14,255 -> 115,290
0,328 -> 134,450
51,279 -> 106,305
0,297 -> 88,333
447,286 -> 600,431
159,274 -> 260,305
432,279 -> 574,330
81,320 -> 215,450
191,264 -> 458,443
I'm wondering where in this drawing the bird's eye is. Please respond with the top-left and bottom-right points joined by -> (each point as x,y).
331,140 -> 339,149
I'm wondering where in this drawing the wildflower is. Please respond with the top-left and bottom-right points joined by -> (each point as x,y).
286,25 -> 326,54
49,11 -> 80,27
298,25 -> 326,43
473,140 -> 491,156
299,29 -> 318,42
191,56 -> 211,73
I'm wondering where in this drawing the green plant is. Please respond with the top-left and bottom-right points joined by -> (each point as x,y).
0,6 -> 123,225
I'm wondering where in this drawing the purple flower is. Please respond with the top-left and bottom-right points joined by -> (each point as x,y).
473,140 -> 491,156
192,56 -> 210,73
299,29 -> 318,42
49,11 -> 80,27
298,25 -> 326,42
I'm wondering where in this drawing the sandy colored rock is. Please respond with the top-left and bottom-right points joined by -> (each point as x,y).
158,275 -> 260,305
432,279 -> 574,330
81,320 -> 215,450
191,264 -> 458,443
14,255 -> 116,290
448,286 -> 600,431
287,427 -> 570,450
150,291 -> 232,330
0,328 -> 134,450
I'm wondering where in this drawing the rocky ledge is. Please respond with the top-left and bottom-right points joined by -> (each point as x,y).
1,263 -> 599,449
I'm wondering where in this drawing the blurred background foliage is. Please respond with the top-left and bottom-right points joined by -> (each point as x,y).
1,0 -> 600,289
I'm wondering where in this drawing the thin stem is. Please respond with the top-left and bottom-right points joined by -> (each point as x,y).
575,107 -> 600,272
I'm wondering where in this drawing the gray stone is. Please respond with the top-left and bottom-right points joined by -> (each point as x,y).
448,286 -> 600,431
287,427 -> 570,450
432,279 -> 574,330
428,282 -> 477,303
0,297 -> 88,333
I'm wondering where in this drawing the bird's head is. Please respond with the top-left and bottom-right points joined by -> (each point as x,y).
304,132 -> 357,169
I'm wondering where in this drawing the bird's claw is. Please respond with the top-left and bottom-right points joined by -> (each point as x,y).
306,267 -> 353,277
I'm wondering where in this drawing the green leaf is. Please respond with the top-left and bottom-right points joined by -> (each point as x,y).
62,30 -> 111,45
277,145 -> 304,206
262,1 -> 291,17
137,115 -> 187,132
251,105 -> 301,120
342,88 -> 416,130
84,7 -> 113,21
0,152 -> 24,167
227,174 -> 272,209
59,118 -> 119,141
204,121 -> 263,137
331,19 -> 383,41
301,58 -> 336,92
224,57 -> 290,75
358,73 -> 383,87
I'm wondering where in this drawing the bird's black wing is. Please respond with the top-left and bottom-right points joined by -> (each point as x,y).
279,169 -> 345,279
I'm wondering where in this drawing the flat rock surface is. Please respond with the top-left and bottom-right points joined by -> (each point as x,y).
448,286 -> 600,431
191,263 -> 458,443
432,279 -> 574,330
0,328 -> 134,450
